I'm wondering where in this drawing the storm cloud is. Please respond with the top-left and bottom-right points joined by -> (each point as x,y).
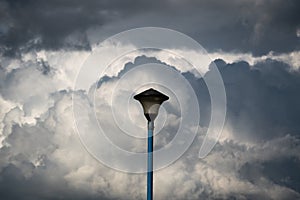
0,50 -> 300,199
0,0 -> 299,56
0,0 -> 300,199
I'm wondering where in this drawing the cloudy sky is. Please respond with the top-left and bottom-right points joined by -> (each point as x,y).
0,0 -> 300,199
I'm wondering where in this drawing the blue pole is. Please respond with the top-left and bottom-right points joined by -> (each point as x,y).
147,121 -> 154,200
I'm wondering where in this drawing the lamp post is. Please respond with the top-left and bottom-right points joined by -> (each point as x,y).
134,88 -> 169,200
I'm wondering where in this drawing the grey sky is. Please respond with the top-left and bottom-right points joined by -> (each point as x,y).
0,0 -> 300,199
0,0 -> 299,55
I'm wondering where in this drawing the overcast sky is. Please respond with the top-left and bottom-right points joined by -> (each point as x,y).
0,0 -> 300,199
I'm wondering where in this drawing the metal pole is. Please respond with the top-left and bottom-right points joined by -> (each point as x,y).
147,120 -> 154,200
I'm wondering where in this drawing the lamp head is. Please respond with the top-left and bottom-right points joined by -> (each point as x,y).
134,88 -> 169,121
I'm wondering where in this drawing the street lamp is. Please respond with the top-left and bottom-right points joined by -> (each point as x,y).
134,88 -> 169,200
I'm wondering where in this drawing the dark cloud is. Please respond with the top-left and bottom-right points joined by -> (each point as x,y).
0,163 -> 112,200
183,0 -> 300,56
0,53 -> 300,199
183,57 -> 300,142
120,56 -> 300,143
215,59 -> 300,141
0,0 -> 159,56
240,157 -> 300,194
0,0 -> 299,198
98,55 -> 300,142
0,0 -> 299,56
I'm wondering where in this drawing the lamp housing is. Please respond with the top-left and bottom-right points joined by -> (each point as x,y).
134,88 -> 169,121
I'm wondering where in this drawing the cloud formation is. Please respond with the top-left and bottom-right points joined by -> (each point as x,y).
0,0 -> 300,199
0,49 -> 300,199
0,0 -> 299,55
212,59 -> 300,142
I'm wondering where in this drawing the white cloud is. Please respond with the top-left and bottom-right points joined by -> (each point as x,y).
208,50 -> 300,70
0,46 -> 299,199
